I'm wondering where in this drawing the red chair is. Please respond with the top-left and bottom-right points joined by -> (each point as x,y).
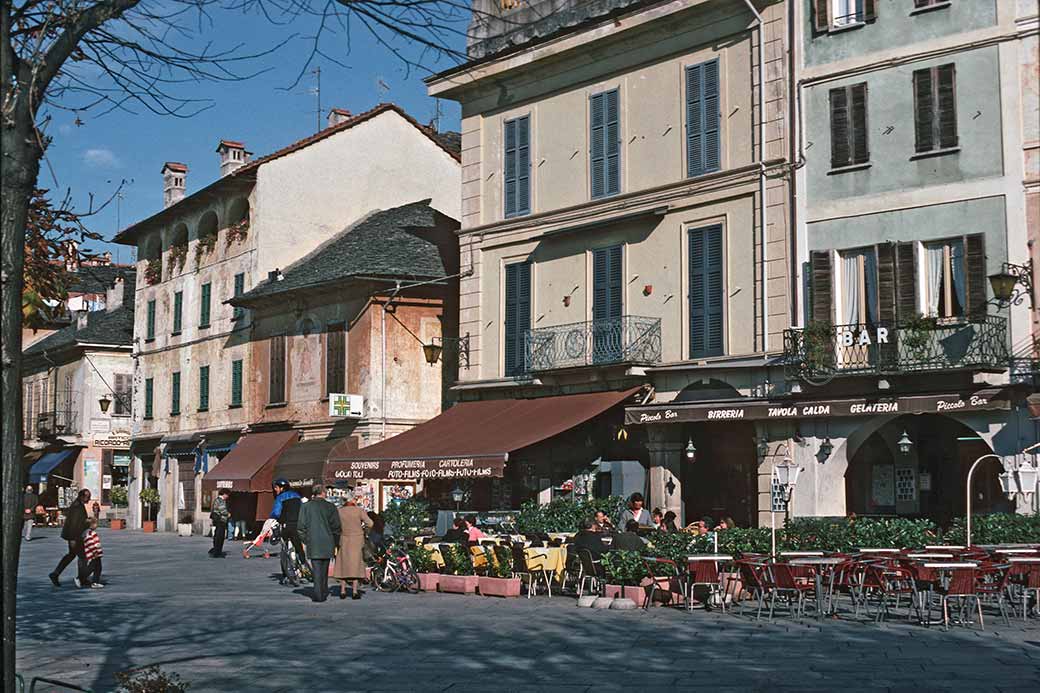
767,563 -> 815,620
941,568 -> 982,631
688,559 -> 724,612
734,560 -> 769,620
642,557 -> 685,610
862,564 -> 917,622
975,564 -> 1013,626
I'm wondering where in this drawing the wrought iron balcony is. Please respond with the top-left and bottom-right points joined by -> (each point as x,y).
36,408 -> 80,438
783,315 -> 1009,383
524,316 -> 662,372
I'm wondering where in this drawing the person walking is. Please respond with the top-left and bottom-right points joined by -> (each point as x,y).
333,490 -> 373,600
49,488 -> 91,587
23,484 -> 38,542
82,518 -> 105,588
297,485 -> 341,603
209,489 -> 231,558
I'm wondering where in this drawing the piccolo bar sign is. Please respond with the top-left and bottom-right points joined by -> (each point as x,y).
625,391 -> 1008,425
327,456 -> 507,480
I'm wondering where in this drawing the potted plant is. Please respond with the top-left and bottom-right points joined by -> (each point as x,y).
408,545 -> 440,592
140,487 -> 160,532
177,513 -> 193,537
438,544 -> 478,594
384,498 -> 431,540
108,486 -> 128,529
602,550 -> 647,605
478,545 -> 521,598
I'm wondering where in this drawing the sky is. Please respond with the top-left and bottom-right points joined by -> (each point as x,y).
42,3 -> 468,263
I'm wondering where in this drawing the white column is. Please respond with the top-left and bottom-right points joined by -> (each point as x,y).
128,457 -> 142,529
646,426 -> 683,522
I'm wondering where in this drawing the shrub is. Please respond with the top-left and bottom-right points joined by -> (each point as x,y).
116,666 -> 189,693
440,544 -> 474,576
110,485 -> 129,507
784,517 -> 935,551
408,545 -> 437,574
383,498 -> 431,539
946,513 -> 1040,545
484,545 -> 513,578
602,550 -> 647,586
515,496 -> 625,534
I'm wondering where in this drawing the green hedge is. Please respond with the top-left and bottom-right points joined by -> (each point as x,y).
515,496 -> 626,534
383,498 -> 431,539
783,517 -> 936,552
945,513 -> 1040,545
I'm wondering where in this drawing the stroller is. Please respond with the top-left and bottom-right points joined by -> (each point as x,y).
241,518 -> 280,559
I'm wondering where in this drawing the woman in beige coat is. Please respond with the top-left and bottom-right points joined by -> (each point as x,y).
333,494 -> 373,600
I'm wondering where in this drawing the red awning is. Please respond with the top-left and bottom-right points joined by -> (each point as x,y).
326,387 -> 642,481
203,429 -> 298,492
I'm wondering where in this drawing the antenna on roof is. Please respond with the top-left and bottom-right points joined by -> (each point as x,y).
432,98 -> 443,132
310,66 -> 322,133
376,77 -> 390,102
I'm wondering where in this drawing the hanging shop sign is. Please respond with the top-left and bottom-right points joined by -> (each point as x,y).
92,433 -> 132,449
327,456 -> 507,481
625,390 -> 1009,425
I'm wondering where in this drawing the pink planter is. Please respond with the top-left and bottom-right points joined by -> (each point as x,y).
478,576 -> 522,598
109,519 -> 125,530
605,585 -> 645,605
417,573 -> 440,592
438,574 -> 479,594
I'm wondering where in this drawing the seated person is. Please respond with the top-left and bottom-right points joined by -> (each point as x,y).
662,511 -> 681,533
441,517 -> 469,543
652,508 -> 664,531
568,518 -> 607,561
464,514 -> 486,542
610,520 -> 648,552
593,509 -> 615,534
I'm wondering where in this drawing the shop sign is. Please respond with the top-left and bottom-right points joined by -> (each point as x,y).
215,480 -> 234,489
93,433 -> 132,449
90,418 -> 111,433
328,456 -> 506,481
625,390 -> 1008,425
102,474 -> 112,490
329,393 -> 363,418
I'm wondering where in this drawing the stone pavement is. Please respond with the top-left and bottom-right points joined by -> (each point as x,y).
14,528 -> 1040,692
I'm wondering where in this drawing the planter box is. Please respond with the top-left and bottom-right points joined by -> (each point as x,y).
642,576 -> 685,607
478,576 -> 521,598
142,521 -> 156,533
109,519 -> 125,530
177,523 -> 192,537
604,584 -> 645,605
417,573 -> 440,592
438,574 -> 479,594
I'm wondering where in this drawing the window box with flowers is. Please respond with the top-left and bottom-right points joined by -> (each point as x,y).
225,218 -> 249,249
168,243 -> 188,274
144,258 -> 162,285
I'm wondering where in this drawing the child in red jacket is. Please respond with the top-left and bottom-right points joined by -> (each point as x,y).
82,519 -> 104,588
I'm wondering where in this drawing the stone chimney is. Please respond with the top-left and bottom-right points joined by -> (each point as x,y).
216,140 -> 250,177
327,108 -> 353,128
162,162 -> 188,208
75,310 -> 89,331
106,275 -> 125,313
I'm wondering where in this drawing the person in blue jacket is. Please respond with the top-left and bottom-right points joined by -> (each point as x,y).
271,479 -> 306,580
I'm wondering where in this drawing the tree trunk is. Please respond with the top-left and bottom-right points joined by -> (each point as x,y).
1,103 -> 43,691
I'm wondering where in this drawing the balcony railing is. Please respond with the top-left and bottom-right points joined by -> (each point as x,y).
524,315 -> 662,372
36,408 -> 80,438
783,315 -> 1009,382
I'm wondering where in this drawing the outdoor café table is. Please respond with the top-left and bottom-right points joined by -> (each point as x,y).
858,548 -> 900,554
788,557 -> 846,619
1008,557 -> 1040,563
997,549 -> 1038,555
926,545 -> 965,551
917,562 -> 981,625
780,551 -> 825,557
906,553 -> 955,560
525,547 -> 567,593
685,555 -> 733,612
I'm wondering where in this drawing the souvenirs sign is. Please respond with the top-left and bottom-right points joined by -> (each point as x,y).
327,456 -> 506,481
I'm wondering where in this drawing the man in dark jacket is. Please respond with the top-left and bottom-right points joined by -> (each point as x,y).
23,485 -> 39,542
271,479 -> 306,580
610,520 -> 648,552
569,519 -> 607,561
297,485 -> 342,602
49,488 -> 91,587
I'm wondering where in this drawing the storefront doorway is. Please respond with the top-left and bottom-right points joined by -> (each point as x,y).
682,421 -> 758,528
845,414 -> 1012,526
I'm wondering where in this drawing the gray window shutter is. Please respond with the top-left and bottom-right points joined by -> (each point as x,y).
850,83 -> 869,164
687,60 -> 720,178
590,92 -> 606,198
689,225 -> 724,358
231,360 -> 243,407
269,334 -> 286,403
814,0 -> 830,33
605,89 -> 620,196
913,68 -> 935,153
964,233 -> 986,320
936,64 -> 958,149
876,243 -> 897,324
703,60 -> 720,172
516,116 -> 530,214
829,87 -> 851,168
504,262 -> 530,376
809,251 -> 833,324
895,242 -> 918,319
863,0 -> 877,22
504,119 -> 517,217
593,246 -> 623,363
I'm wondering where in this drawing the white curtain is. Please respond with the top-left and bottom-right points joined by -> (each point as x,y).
926,244 -> 944,316
950,239 -> 966,314
842,252 -> 861,325
863,249 -> 877,323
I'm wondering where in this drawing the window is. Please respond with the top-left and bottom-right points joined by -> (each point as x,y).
813,0 -> 876,32
199,282 -> 211,328
913,64 -> 958,153
24,382 -> 33,438
924,240 -> 965,318
829,83 -> 869,168
233,273 -> 245,321
590,89 -> 620,199
913,0 -> 948,9
503,262 -> 531,377
592,245 -> 623,363
171,371 -> 181,416
144,378 -> 154,419
198,365 -> 210,411
269,334 -> 286,403
146,299 -> 156,341
688,225 -> 724,358
503,115 -> 530,218
172,290 -> 183,334
686,59 -> 721,178
326,323 -> 346,395
113,373 -> 132,416
230,359 -> 243,407
837,247 -> 879,326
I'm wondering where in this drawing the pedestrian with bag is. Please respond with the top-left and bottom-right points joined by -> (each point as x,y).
297,485 -> 341,603
23,484 -> 38,542
209,488 -> 231,557
333,489 -> 373,600
49,488 -> 91,588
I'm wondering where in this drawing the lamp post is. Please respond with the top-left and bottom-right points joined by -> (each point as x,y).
966,453 -> 1038,546
987,261 -> 1034,306
770,457 -> 802,559
451,484 -> 464,512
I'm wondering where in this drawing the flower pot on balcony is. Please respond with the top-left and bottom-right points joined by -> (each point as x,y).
417,573 -> 440,592
438,574 -> 478,594
142,521 -> 156,533
109,519 -> 125,530
478,576 -> 521,597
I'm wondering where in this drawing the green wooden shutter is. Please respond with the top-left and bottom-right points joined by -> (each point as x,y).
144,378 -> 154,419
231,360 -> 243,407
687,60 -> 720,177
913,67 -> 935,153
147,300 -> 156,340
895,242 -> 918,319
233,273 -> 245,320
689,226 -> 724,358
516,116 -> 530,214
199,365 -> 209,411
200,283 -> 211,327
171,371 -> 181,415
590,92 -> 606,198
593,245 -> 623,363
503,262 -> 530,376
173,291 -> 183,333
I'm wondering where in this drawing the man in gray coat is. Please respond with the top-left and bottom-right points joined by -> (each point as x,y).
298,485 -> 341,602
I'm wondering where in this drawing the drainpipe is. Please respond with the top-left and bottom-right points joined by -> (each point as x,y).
741,0 -> 769,353
381,296 -> 388,441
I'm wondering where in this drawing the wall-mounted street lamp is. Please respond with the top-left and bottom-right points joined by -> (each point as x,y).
897,430 -> 913,456
818,437 -> 834,460
756,437 -> 770,458
420,335 -> 470,368
98,395 -> 112,413
684,438 -> 697,462
988,261 -> 1034,306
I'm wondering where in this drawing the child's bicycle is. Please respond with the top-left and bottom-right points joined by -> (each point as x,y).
370,540 -> 419,593
274,525 -> 312,587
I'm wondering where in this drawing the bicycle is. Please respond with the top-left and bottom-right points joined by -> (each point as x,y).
370,540 -> 419,593
274,525 -> 312,587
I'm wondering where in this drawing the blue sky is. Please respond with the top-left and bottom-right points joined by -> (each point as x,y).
43,5 -> 467,262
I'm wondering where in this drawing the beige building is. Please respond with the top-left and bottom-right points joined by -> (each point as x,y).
113,104 -> 462,531
423,0 -> 793,525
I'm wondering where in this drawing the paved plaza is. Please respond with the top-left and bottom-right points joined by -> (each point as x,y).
14,528 -> 1040,692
